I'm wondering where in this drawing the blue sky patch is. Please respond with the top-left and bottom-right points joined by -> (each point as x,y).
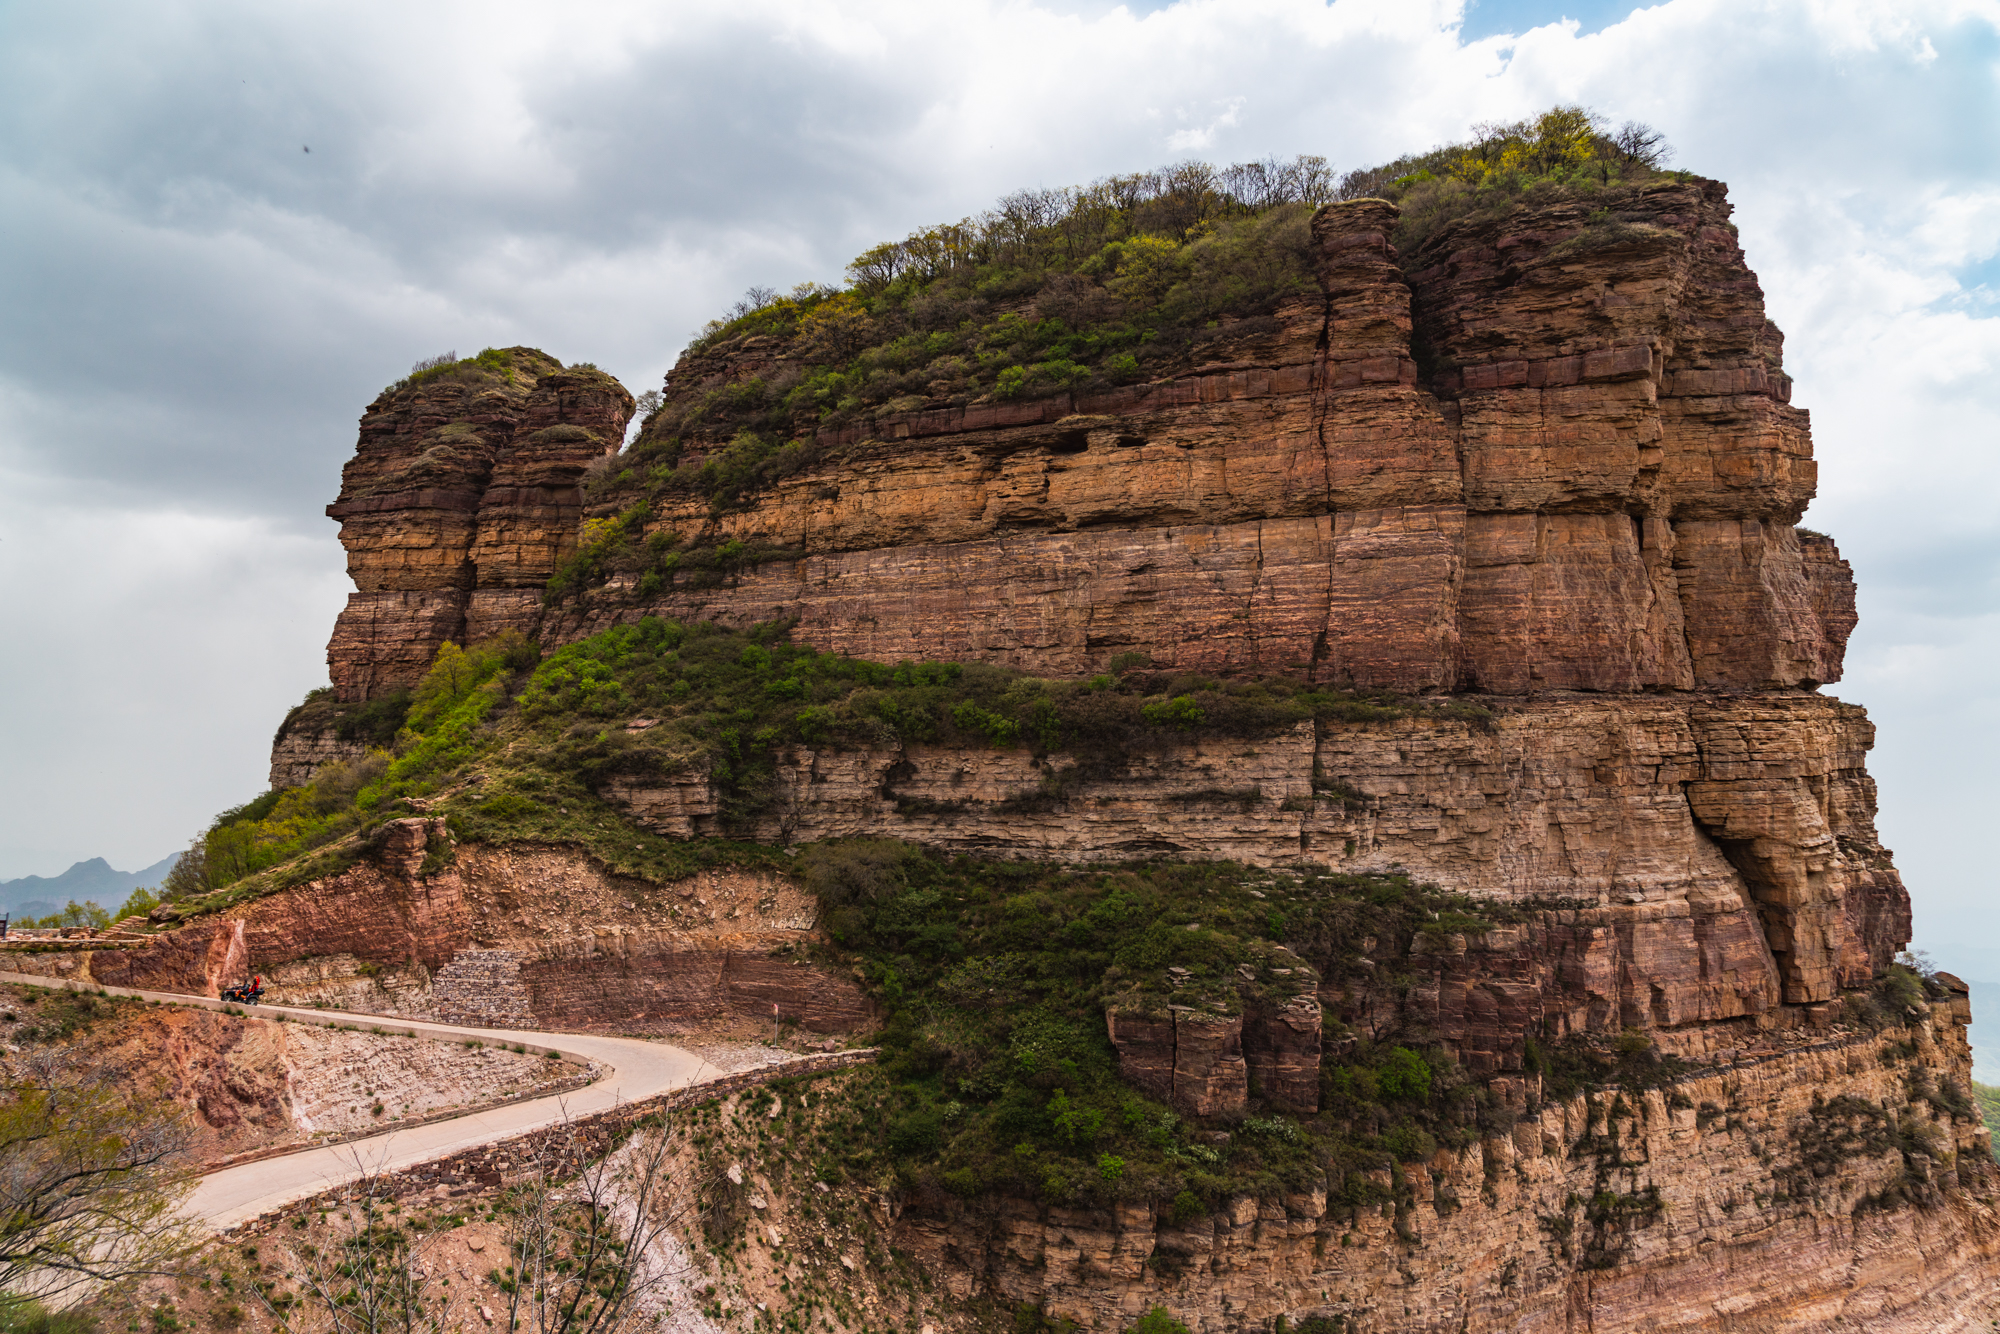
1458,0 -> 1647,41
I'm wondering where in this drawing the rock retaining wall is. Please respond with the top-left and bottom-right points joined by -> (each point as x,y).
226,1049 -> 877,1230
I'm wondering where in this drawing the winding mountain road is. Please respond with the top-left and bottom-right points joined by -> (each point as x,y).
0,971 -> 720,1230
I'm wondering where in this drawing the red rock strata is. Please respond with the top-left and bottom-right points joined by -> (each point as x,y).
895,996 -> 1998,1334
256,177 -> 2000,1330
321,181 -> 1848,699
324,352 -> 633,701
69,822 -> 870,1036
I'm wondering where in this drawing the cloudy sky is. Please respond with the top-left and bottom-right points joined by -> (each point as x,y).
3,0 -> 1997,964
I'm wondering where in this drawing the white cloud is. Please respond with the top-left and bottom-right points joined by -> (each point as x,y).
1166,97 -> 1247,152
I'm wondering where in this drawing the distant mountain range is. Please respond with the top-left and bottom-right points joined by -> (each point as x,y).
0,855 -> 178,921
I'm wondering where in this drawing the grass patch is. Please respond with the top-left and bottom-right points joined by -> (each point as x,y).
158,617 -> 1502,916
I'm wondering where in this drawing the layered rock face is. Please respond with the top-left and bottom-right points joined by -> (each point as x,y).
323,182 -> 1849,700
597,692 -> 1903,1008
59,821 -> 871,1036
324,352 -> 634,702
517,184 -> 1844,694
268,180 -> 1996,1330
896,996 -> 1997,1334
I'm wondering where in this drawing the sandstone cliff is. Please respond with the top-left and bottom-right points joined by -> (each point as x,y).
323,350 -> 634,702
195,175 -> 1999,1333
36,819 -> 871,1037
895,994 -> 2000,1334
318,182 -> 1849,700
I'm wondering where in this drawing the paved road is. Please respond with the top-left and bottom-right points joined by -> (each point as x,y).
0,971 -> 719,1230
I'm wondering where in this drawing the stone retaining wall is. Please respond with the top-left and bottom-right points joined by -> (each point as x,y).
226,1048 -> 877,1232
430,948 -> 535,1027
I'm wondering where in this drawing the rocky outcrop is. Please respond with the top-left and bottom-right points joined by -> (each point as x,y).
83,823 -> 871,1036
267,728 -> 373,790
323,353 -> 633,702
896,998 -> 1997,1333
596,692 -> 1902,1008
1105,952 -> 1322,1118
257,173 -> 1985,1330
313,182 -> 1851,702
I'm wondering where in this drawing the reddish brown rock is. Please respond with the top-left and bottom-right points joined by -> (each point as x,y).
309,184 -> 1856,701
1684,696 -> 1906,1002
1243,992 -> 1322,1110
80,829 -> 870,1036
466,370 -> 634,593
894,1003 -> 1999,1334
1456,511 -> 1691,693
1107,960 -> 1322,1117
1673,519 -> 1848,687
1169,1011 -> 1247,1118
323,352 -> 632,701
1104,1009 -> 1177,1104
594,693 -> 1906,1019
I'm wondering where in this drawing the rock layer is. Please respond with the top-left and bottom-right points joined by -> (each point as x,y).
323,353 -> 633,702
317,181 -> 1852,700
262,176 -> 1992,1330
895,998 -> 1997,1334
596,692 -> 1903,1007
68,822 -> 872,1036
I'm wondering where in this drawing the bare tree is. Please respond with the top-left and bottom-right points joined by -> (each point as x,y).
256,1116 -> 697,1334
0,1052 -> 201,1306
254,1186 -> 452,1334
1613,121 -> 1672,169
496,1119 -> 694,1334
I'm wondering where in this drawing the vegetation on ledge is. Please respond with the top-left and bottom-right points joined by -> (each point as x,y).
589,105 -> 1679,520
804,841 -> 1527,1215
154,619 -> 1495,918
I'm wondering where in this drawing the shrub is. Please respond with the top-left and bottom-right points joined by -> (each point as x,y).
1381,1124 -> 1437,1163
1332,105 -> 1678,255
1141,696 -> 1205,731
1379,1047 -> 1433,1102
1879,964 -> 1927,1016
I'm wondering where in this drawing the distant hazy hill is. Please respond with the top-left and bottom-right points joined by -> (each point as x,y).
0,855 -> 177,920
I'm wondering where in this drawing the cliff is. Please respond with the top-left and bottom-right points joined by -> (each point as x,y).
320,349 -> 634,702
150,173 -> 1994,1332
318,182 -> 1850,699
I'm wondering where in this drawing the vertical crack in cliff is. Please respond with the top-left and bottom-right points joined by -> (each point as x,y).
1245,520 -> 1269,658
1311,291 -> 1337,514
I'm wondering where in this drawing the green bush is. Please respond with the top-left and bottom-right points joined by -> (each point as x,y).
595,107 -> 1685,529
1879,964 -> 1927,1016
1128,1308 -> 1192,1334
1381,1124 -> 1437,1163
1332,104 -> 1680,256
609,160 -> 1340,515
1378,1047 -> 1433,1102
0,1300 -> 97,1334
383,346 -> 525,396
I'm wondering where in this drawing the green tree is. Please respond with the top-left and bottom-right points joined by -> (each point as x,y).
1379,1046 -> 1433,1102
47,903 -> 109,931
1128,1307 -> 1192,1334
113,887 -> 159,922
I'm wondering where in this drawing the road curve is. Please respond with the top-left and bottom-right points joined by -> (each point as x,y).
0,971 -> 720,1230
